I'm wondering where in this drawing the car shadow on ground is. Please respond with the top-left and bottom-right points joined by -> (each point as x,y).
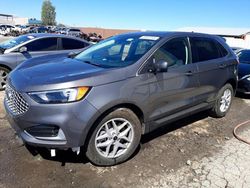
236,92 -> 250,99
30,111 -> 209,166
26,145 -> 89,166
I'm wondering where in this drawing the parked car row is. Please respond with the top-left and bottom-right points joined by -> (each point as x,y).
0,24 -> 103,42
3,31 -> 243,166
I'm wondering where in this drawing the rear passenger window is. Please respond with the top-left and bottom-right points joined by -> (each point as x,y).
62,38 -> 87,50
191,37 -> 225,63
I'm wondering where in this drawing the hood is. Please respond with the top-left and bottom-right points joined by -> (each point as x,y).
238,63 -> 250,79
9,56 -> 128,92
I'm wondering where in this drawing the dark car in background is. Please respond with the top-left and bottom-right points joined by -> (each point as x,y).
0,33 -> 90,90
236,49 -> 250,94
29,26 -> 49,33
4,32 -> 238,166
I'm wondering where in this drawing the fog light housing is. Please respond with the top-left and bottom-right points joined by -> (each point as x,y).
25,125 -> 60,137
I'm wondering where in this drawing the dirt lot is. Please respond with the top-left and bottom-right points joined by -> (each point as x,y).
1,89 -> 250,188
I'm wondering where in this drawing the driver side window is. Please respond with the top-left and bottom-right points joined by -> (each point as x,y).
154,37 -> 189,68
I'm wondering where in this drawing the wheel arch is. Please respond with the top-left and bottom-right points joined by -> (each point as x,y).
224,78 -> 237,93
81,102 -> 145,152
0,64 -> 12,71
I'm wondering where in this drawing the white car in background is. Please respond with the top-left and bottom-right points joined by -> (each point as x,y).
0,24 -> 15,35
19,25 -> 30,33
66,28 -> 81,37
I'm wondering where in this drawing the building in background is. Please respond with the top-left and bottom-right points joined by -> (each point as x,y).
0,13 -> 41,26
0,13 -> 14,25
177,27 -> 250,49
28,18 -> 42,25
14,17 -> 29,25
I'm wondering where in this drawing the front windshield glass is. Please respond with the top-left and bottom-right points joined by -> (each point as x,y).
0,35 -> 35,50
75,35 -> 160,68
238,50 -> 250,64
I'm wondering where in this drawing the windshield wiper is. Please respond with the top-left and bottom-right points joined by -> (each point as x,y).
87,61 -> 104,67
80,60 -> 101,67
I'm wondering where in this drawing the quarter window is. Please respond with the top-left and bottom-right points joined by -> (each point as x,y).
25,38 -> 57,51
61,38 -> 87,50
216,41 -> 228,57
153,38 -> 189,68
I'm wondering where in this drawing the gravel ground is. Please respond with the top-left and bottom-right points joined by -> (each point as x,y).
0,36 -> 250,188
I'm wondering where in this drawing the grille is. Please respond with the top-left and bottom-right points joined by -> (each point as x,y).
5,84 -> 29,116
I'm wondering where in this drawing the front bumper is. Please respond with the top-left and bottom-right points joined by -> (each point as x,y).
4,91 -> 100,149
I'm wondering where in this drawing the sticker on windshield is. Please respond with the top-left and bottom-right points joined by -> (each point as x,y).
139,36 -> 159,40
27,36 -> 35,39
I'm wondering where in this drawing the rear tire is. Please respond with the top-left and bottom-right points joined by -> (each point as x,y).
210,84 -> 233,118
86,108 -> 141,166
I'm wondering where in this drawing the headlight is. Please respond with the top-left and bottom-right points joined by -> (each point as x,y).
247,77 -> 250,81
28,87 -> 90,104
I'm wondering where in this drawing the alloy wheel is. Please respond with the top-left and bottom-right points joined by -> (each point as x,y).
95,118 -> 134,159
220,88 -> 232,113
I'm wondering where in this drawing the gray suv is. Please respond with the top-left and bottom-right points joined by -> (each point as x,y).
4,32 -> 238,166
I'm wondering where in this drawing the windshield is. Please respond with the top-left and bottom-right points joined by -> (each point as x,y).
0,35 -> 35,50
75,35 -> 160,68
238,50 -> 250,64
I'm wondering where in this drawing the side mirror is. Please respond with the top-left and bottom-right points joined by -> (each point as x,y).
19,46 -> 27,53
149,60 -> 168,73
68,51 -> 80,58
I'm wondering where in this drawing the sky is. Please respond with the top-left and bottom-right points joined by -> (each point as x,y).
0,0 -> 250,30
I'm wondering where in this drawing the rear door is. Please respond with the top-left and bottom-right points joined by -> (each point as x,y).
190,37 -> 229,104
142,37 -> 200,127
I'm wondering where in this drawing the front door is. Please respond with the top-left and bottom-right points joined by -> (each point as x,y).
142,37 -> 200,128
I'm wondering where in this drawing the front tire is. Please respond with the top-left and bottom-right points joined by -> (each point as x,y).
0,67 -> 10,91
86,108 -> 142,166
210,84 -> 233,118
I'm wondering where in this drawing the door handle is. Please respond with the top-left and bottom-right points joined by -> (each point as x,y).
185,71 -> 193,76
